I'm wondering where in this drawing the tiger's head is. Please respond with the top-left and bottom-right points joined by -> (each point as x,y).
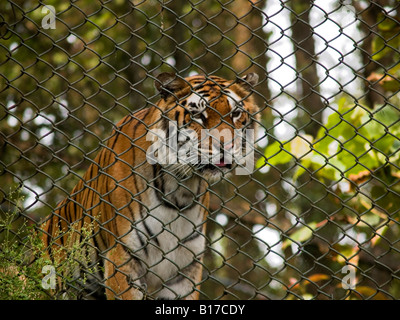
147,72 -> 259,181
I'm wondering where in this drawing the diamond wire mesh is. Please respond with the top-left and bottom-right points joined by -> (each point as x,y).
0,0 -> 400,300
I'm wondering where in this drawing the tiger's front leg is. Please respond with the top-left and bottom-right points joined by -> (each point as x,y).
155,259 -> 204,300
104,243 -> 145,300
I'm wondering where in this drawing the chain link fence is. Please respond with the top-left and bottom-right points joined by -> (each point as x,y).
1,0 -> 400,300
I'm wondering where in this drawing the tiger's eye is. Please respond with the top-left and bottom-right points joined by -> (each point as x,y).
231,109 -> 242,118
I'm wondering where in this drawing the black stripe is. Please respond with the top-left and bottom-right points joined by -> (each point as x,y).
126,186 -> 159,251
164,260 -> 201,287
96,148 -> 107,172
162,117 -> 169,136
121,244 -> 145,276
89,159 -> 99,193
72,202 -> 79,223
183,109 -> 190,125
139,107 -> 152,130
124,191 -> 147,256
126,108 -> 152,162
131,109 -> 149,171
175,180 -> 202,211
161,173 -> 179,210
104,134 -> 118,173
190,79 -> 206,85
153,165 -> 179,210
86,164 -> 95,183
108,108 -> 150,154
180,225 -> 204,244
141,207 -> 160,248
197,89 -> 211,95
59,205 -> 66,246
129,108 -> 151,140
135,226 -> 147,255
130,156 -> 161,250
153,164 -> 163,203
161,198 -> 180,210
92,231 -> 105,256
188,102 -> 197,110
196,82 -> 219,89
109,130 -> 120,151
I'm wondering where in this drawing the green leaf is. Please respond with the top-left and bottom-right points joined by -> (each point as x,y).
262,141 -> 293,166
360,212 -> 381,227
282,222 -> 318,250
371,30 -> 400,61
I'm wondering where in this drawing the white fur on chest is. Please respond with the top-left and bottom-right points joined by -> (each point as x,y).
126,189 -> 205,285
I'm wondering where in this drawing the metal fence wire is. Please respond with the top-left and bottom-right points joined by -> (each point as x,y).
1,0 -> 400,300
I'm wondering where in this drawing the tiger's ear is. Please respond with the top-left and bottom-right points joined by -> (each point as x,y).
155,73 -> 188,99
237,73 -> 259,91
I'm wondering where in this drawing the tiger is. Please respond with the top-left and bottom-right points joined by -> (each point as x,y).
41,72 -> 259,300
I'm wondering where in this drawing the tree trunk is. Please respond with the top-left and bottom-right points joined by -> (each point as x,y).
352,0 -> 393,108
289,0 -> 324,136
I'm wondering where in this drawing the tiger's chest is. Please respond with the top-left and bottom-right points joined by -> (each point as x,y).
124,181 -> 206,282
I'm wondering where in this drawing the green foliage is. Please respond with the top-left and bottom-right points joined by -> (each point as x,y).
0,190 -> 51,299
258,98 -> 400,183
0,189 -> 101,299
372,13 -> 400,62
369,12 -> 400,93
49,217 -> 102,300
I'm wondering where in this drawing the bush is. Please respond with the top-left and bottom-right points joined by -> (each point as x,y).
0,189 -> 52,300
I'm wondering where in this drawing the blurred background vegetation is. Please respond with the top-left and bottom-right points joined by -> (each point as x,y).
1,0 -> 400,299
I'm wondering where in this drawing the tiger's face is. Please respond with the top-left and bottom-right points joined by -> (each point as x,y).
149,72 -> 259,181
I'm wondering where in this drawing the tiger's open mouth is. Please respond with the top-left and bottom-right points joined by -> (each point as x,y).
199,154 -> 233,173
201,163 -> 232,171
